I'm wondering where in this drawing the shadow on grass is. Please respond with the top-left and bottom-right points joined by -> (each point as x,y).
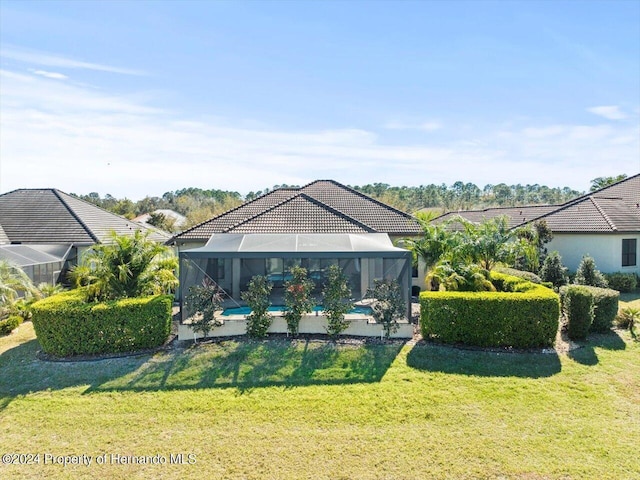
0,336 -> 405,406
406,342 -> 562,378
567,329 -> 627,366
88,339 -> 405,394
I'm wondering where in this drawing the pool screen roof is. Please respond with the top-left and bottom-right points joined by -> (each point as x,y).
181,233 -> 410,259
0,244 -> 72,267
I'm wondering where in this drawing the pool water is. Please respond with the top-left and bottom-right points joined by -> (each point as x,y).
221,305 -> 373,316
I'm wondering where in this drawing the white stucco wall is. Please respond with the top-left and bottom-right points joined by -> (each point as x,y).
546,233 -> 639,275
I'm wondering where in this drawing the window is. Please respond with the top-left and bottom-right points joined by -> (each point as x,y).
622,239 -> 637,267
412,264 -> 419,278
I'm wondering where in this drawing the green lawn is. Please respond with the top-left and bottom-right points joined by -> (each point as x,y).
1,322 -> 638,480
619,288 -> 640,309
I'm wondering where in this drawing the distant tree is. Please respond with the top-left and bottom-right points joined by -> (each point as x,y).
147,212 -> 177,232
590,175 -> 627,192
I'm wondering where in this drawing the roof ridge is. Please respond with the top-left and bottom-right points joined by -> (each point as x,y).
168,188 -> 299,241
52,189 -> 101,243
223,193 -> 302,232
224,192 -> 375,233
560,172 -> 640,207
590,197 -> 617,231
303,180 -> 417,221
297,193 -> 376,232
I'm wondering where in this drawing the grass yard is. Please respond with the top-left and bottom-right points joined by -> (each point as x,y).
1,322 -> 639,480
619,288 -> 640,309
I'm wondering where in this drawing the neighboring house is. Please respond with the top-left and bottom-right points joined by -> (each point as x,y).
133,209 -> 187,231
0,188 -> 170,284
434,174 -> 640,276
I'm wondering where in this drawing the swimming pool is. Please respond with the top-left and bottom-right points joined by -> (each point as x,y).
221,305 -> 373,316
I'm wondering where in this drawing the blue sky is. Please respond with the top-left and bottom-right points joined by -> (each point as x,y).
1,0 -> 639,200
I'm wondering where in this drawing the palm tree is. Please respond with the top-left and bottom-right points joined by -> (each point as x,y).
0,260 -> 38,307
454,215 -> 524,271
70,230 -> 178,301
401,212 -> 457,289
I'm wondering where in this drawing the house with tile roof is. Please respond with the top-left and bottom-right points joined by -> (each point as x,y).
170,180 -> 421,339
434,174 -> 640,275
0,188 -> 170,284
169,179 -> 421,246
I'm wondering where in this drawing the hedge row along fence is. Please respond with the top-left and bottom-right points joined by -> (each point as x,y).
420,272 -> 560,348
31,289 -> 173,357
559,285 -> 619,340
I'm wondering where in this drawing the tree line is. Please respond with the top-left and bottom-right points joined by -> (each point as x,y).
72,175 -> 627,231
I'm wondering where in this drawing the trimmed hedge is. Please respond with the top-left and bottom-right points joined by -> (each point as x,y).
581,286 -> 619,333
420,272 -> 559,348
604,272 -> 637,293
560,286 -> 593,341
0,315 -> 23,335
31,289 -> 173,357
494,266 -> 542,284
560,285 -> 619,334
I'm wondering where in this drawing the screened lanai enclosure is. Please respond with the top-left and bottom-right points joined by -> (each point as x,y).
0,244 -> 72,285
178,233 -> 413,331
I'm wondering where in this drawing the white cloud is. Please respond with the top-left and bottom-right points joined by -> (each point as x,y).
1,45 -> 146,76
1,67 -> 638,199
587,105 -> 627,120
384,120 -> 442,132
30,69 -> 68,80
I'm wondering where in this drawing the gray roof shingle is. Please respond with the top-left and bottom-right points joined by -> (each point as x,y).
0,189 -> 170,244
171,180 -> 421,242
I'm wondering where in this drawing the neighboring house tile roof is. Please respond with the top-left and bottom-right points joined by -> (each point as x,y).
170,180 -> 421,242
0,188 -> 170,245
434,205 -> 561,229
433,173 -> 640,233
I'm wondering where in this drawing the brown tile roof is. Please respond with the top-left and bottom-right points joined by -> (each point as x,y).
0,189 -> 170,245
433,173 -> 640,233
171,180 -> 421,242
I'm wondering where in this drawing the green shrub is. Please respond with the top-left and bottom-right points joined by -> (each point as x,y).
0,315 -> 23,335
616,307 -> 639,337
420,272 -> 559,348
283,266 -> 315,336
494,266 -> 542,284
582,286 -> 619,333
561,286 -> 594,341
185,280 -> 224,339
604,272 -> 637,293
31,289 -> 172,357
367,279 -> 406,339
322,265 -> 354,337
574,255 -> 608,288
539,251 -> 568,289
241,275 -> 273,338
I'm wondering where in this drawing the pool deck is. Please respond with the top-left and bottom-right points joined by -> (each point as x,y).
178,310 -> 413,340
